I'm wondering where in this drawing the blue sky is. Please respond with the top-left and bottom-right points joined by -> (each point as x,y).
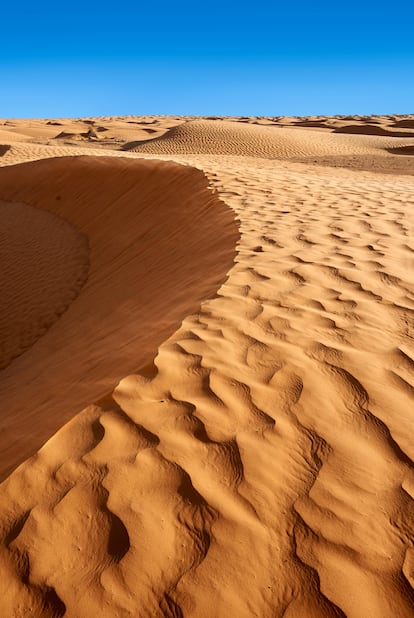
1,1 -> 413,117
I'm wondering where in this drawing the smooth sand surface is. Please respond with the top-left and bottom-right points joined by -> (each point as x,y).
0,199 -> 89,369
0,115 -> 413,617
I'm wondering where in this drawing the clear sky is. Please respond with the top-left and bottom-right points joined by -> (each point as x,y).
1,0 -> 413,117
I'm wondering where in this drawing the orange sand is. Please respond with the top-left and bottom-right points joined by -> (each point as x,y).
0,115 -> 413,617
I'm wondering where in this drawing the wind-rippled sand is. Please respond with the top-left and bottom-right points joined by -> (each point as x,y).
0,115 -> 413,617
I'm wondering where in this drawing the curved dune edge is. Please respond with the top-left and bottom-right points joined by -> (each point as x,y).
0,155 -> 238,480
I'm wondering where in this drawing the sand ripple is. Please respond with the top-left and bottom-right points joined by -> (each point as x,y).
0,119 -> 413,617
124,119 -> 414,161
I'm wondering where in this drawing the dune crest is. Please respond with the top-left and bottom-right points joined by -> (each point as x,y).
0,155 -> 238,480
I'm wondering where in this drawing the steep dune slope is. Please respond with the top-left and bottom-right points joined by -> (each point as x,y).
0,156 -> 238,479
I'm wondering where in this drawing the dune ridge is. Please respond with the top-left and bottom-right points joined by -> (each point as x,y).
0,155 -> 238,480
0,116 -> 413,616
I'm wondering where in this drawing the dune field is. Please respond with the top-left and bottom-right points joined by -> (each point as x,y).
0,115 -> 413,617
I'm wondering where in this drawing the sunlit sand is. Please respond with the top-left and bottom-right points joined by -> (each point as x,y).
0,114 -> 413,616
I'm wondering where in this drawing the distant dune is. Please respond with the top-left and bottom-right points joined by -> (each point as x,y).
122,119 -> 414,175
391,119 -> 414,129
332,123 -> 414,137
0,115 -> 413,617
123,118 -> 409,158
387,145 -> 414,155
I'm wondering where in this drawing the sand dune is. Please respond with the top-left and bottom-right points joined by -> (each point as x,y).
0,155 -> 237,479
0,129 -> 32,142
124,118 -> 414,162
332,123 -> 414,138
387,145 -> 414,156
0,116 -> 187,149
0,116 -> 413,617
392,119 -> 414,129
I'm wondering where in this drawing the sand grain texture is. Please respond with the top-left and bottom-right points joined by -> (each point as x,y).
0,115 -> 413,617
0,199 -> 89,368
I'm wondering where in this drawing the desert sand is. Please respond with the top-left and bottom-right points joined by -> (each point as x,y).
0,115 -> 413,617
